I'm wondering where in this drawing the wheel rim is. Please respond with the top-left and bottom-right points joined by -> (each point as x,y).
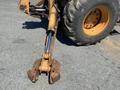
82,5 -> 111,36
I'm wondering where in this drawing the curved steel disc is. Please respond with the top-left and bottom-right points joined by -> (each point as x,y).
27,69 -> 39,83
49,59 -> 60,84
27,59 -> 41,83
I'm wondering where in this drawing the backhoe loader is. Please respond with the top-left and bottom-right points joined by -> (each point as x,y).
19,0 -> 120,84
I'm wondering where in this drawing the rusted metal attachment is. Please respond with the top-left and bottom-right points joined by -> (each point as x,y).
49,59 -> 60,84
27,52 -> 60,84
27,59 -> 41,83
19,0 -> 61,84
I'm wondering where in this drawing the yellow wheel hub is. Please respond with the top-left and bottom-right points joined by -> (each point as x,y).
82,5 -> 111,36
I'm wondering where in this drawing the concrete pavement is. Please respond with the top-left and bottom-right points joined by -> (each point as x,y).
0,0 -> 120,90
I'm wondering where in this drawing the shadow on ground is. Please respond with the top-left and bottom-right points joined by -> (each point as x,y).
22,19 -> 77,46
22,18 -> 48,30
22,19 -> 120,46
110,29 -> 120,35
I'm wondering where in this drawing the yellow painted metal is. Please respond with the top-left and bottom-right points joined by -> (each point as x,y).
82,5 -> 111,36
19,0 -> 30,14
38,0 -> 58,73
39,60 -> 51,72
19,0 -> 60,83
48,0 -> 58,31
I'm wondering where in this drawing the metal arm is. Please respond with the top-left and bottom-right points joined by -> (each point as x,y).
20,0 -> 61,84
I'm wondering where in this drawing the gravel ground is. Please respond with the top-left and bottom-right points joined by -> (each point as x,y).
0,0 -> 120,90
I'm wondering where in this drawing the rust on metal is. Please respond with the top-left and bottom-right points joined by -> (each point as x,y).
19,0 -> 61,84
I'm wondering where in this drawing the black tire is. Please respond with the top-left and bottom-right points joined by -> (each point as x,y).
63,0 -> 119,45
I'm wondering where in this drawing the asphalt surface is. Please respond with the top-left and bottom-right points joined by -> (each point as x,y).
0,0 -> 120,90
